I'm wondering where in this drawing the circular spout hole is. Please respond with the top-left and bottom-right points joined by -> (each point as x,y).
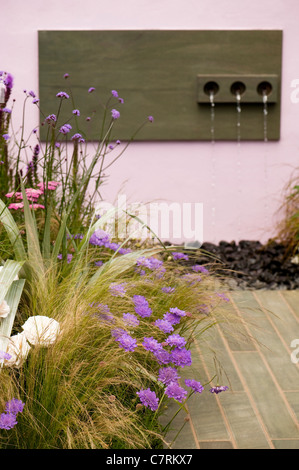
204,81 -> 219,96
257,81 -> 272,96
230,81 -> 246,97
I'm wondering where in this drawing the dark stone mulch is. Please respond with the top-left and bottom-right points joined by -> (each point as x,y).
190,240 -> 299,290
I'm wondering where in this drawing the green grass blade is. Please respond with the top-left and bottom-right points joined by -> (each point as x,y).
20,180 -> 45,278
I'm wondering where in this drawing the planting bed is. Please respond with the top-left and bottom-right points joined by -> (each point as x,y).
190,240 -> 299,290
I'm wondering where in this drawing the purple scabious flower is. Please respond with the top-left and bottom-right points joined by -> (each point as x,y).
210,385 -> 229,394
133,295 -> 152,318
111,90 -> 118,97
5,399 -> 25,415
165,334 -> 186,349
158,366 -> 180,386
56,91 -> 70,99
0,351 -> 11,360
216,292 -> 230,302
109,282 -> 127,297
163,312 -> 181,326
161,286 -> 175,294
2,134 -> 10,141
95,260 -> 103,267
0,413 -> 18,430
89,229 -> 111,247
2,107 -> 11,113
169,307 -> 186,318
155,319 -> 174,334
111,328 -> 127,340
192,265 -> 209,274
170,347 -> 192,368
142,337 -> 162,354
111,109 -> 120,120
72,109 -> 80,116
117,333 -> 137,352
165,382 -> 187,403
153,348 -> 172,365
185,379 -> 204,394
136,388 -> 159,411
123,313 -> 140,327
172,252 -> 189,261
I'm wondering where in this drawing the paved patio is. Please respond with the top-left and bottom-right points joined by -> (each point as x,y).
161,290 -> 299,449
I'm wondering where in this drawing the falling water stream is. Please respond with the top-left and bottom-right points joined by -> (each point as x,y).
262,91 -> 268,143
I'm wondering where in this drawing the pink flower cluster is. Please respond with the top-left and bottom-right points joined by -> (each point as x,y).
5,181 -> 60,211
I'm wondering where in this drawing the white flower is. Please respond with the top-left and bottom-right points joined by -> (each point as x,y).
3,332 -> 31,368
21,315 -> 60,347
0,300 -> 10,318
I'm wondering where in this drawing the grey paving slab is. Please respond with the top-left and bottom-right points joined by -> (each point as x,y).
218,391 -> 271,449
164,290 -> 299,449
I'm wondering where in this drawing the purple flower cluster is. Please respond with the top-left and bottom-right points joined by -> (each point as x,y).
162,307 -> 186,326
154,319 -> 174,334
165,382 -> 187,403
192,265 -> 209,274
170,347 -> 192,368
123,313 -> 140,327
59,123 -> 72,135
210,386 -> 229,394
158,366 -> 180,386
109,282 -> 127,297
172,252 -> 189,261
89,229 -> 131,255
56,91 -> 69,99
136,388 -> 159,411
161,286 -> 175,294
133,295 -> 152,318
0,398 -> 25,430
185,379 -> 204,394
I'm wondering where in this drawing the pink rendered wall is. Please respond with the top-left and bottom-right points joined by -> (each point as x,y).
2,0 -> 299,244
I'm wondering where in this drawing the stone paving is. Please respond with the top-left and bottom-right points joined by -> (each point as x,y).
161,290 -> 299,449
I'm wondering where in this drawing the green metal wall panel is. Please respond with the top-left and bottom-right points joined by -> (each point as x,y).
38,30 -> 282,141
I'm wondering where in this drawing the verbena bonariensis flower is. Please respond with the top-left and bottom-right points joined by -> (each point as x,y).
56,91 -> 70,99
88,87 -> 95,93
136,388 -> 159,411
72,109 -> 80,116
185,379 -> 204,394
158,366 -> 181,386
210,385 -> 229,394
165,333 -> 186,349
111,109 -> 120,120
170,347 -> 192,368
45,114 -> 57,123
148,115 -> 154,122
165,382 -> 187,403
59,124 -> 72,135
172,252 -> 189,261
154,319 -> 174,334
111,90 -> 118,97
71,133 -> 85,143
